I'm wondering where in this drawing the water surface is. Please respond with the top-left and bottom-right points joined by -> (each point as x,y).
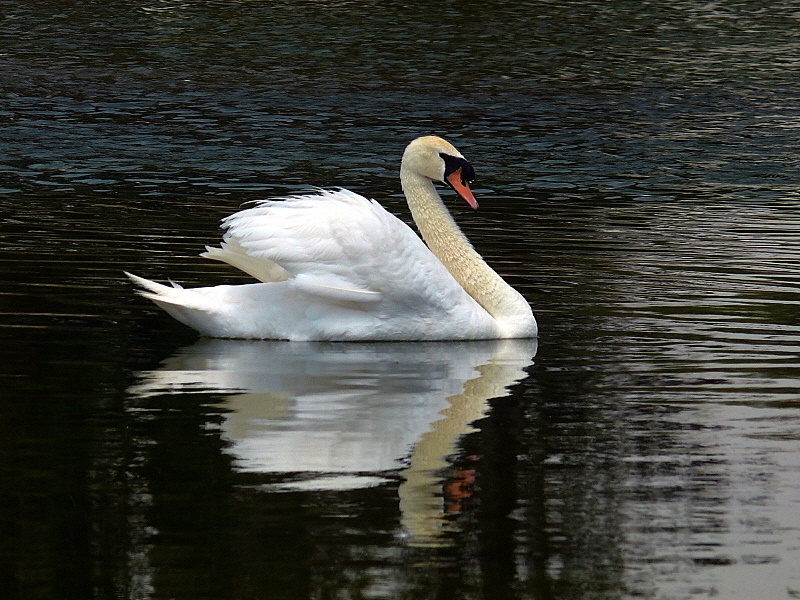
1,2 -> 799,599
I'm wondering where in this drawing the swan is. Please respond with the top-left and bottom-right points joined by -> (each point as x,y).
127,136 -> 537,341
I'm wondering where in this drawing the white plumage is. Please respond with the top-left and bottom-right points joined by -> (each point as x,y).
128,136 -> 537,341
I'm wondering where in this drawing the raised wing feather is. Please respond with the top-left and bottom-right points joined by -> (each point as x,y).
207,189 -> 468,309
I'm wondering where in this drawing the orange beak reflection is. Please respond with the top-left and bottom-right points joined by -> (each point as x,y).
445,169 -> 478,211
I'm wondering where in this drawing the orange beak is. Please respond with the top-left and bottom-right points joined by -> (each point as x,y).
446,169 -> 478,210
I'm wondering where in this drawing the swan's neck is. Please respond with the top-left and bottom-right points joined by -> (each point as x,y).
400,167 -> 532,332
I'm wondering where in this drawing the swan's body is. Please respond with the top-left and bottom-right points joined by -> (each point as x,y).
128,136 -> 537,341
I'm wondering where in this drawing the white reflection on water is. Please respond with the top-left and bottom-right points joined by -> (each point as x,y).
130,338 -> 537,545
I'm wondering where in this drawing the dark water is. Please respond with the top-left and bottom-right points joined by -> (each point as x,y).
2,1 -> 800,598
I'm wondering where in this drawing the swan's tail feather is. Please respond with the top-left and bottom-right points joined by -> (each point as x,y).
126,271 -> 237,336
126,272 -> 291,339
125,272 -> 218,335
125,272 -> 189,305
125,272 -> 163,295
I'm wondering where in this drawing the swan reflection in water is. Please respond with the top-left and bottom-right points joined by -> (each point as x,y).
129,338 -> 537,545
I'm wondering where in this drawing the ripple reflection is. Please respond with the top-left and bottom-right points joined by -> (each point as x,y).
129,338 -> 537,545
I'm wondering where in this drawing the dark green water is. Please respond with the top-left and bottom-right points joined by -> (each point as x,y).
2,1 -> 799,598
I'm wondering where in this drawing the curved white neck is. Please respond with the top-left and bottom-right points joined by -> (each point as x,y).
400,166 -> 533,333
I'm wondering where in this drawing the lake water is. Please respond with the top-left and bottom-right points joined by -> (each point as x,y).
2,1 -> 799,598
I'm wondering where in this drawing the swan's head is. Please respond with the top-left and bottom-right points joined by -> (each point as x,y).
402,136 -> 478,210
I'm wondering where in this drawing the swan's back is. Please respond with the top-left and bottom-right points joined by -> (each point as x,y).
132,189 -> 502,340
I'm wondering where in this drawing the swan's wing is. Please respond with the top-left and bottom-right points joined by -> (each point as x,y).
201,237 -> 290,283
205,189 -> 466,308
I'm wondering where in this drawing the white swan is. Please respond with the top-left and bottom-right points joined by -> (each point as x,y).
127,136 -> 537,341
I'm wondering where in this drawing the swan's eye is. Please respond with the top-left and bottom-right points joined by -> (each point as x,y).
441,153 -> 476,185
461,163 -> 476,184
